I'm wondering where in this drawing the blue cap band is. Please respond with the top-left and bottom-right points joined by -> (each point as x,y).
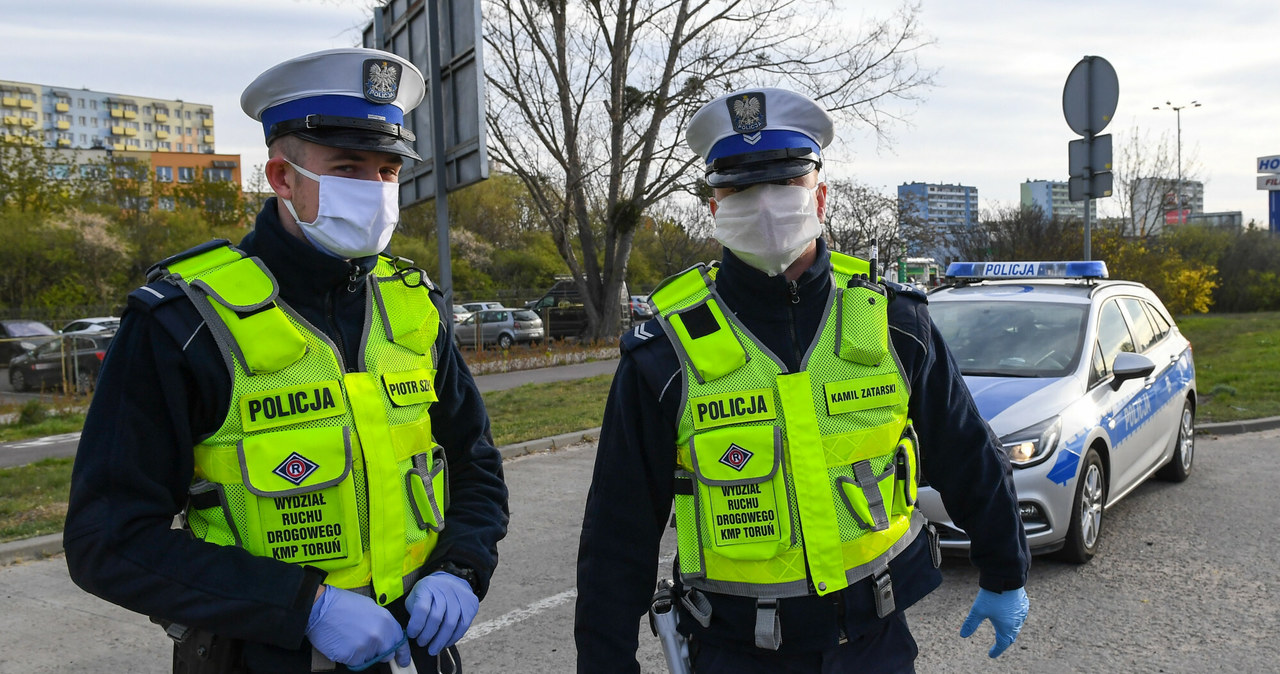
706,129 -> 821,165
260,94 -> 405,140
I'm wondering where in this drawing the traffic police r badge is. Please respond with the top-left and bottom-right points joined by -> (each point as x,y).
363,59 -> 402,104
719,443 -> 753,471
273,452 -> 320,485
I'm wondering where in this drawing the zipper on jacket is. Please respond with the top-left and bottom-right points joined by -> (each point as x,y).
326,288 -> 350,372
787,279 -> 803,369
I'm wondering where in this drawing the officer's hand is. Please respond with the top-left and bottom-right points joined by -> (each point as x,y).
305,585 -> 412,667
406,571 -> 480,655
959,587 -> 1029,658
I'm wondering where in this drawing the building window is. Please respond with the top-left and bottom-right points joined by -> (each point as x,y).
159,141 -> 170,150
205,167 -> 233,182
158,196 -> 175,211
186,143 -> 193,152
177,166 -> 194,183
144,123 -> 152,131
156,166 -> 173,182
90,100 -> 97,110
91,118 -> 98,128
185,111 -> 192,119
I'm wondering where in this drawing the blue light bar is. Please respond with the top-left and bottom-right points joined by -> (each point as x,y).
944,261 -> 1109,280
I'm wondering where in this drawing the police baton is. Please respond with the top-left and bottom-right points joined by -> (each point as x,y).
649,579 -> 693,674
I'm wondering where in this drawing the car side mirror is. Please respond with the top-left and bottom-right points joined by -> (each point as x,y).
1110,351 -> 1156,390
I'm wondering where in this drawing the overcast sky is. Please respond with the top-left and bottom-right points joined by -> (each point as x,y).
3,0 -> 1277,226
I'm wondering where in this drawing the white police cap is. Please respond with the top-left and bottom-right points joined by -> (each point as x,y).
241,48 -> 426,160
686,88 -> 834,188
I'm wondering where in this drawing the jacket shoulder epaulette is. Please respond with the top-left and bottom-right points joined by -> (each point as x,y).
127,279 -> 188,312
620,318 -> 664,353
884,279 -> 928,304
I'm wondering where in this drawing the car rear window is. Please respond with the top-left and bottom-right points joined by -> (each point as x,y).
513,310 -> 539,321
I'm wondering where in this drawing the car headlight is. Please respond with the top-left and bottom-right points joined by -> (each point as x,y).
999,416 -> 1061,468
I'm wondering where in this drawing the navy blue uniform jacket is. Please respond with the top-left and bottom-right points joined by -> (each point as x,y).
575,240 -> 1028,671
63,199 -> 509,671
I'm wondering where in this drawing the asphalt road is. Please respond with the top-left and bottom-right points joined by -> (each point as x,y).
1,429 -> 1276,673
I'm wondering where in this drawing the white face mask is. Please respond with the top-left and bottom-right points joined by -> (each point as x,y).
281,159 -> 400,259
712,182 -> 822,276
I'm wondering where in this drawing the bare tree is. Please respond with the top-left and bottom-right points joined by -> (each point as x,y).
821,179 -> 935,273
1112,125 -> 1200,237
483,0 -> 935,339
950,204 -> 1080,262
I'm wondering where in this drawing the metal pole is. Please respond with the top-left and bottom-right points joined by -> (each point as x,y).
1083,196 -> 1091,261
1175,107 -> 1182,225
428,0 -> 453,305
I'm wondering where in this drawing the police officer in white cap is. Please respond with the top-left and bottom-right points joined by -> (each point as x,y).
575,88 -> 1029,672
65,48 -> 509,673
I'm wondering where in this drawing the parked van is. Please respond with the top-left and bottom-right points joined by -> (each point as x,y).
527,277 -> 631,340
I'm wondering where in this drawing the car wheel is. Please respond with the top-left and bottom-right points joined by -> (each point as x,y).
9,368 -> 27,392
1058,447 -> 1105,564
75,370 -> 95,395
1157,399 -> 1195,482
497,333 -> 514,349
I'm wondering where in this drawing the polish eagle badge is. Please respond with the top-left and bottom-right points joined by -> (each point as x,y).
727,93 -> 766,133
363,59 -> 402,104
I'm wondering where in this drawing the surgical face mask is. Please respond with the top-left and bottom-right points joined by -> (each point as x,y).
712,182 -> 822,276
281,159 -> 400,259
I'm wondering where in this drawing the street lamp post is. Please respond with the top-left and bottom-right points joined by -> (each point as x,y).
1153,100 -> 1201,226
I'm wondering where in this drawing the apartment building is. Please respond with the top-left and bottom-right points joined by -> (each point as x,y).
0,79 -> 215,153
1020,179 -> 1085,221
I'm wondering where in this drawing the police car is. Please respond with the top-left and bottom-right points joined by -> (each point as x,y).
916,261 -> 1197,562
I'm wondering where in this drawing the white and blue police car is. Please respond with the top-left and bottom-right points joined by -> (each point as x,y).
917,261 -> 1197,562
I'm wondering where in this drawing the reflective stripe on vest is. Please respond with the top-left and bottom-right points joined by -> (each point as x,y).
164,245 -> 444,606
650,253 -> 921,600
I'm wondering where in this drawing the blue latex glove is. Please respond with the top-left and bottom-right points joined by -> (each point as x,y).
960,587 -> 1029,658
406,571 -> 480,655
305,585 -> 412,667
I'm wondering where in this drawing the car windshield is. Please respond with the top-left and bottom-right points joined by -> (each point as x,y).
930,301 -> 1088,377
5,321 -> 54,337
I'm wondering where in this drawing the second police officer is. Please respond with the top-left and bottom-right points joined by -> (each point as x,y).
575,88 -> 1030,672
64,49 -> 509,673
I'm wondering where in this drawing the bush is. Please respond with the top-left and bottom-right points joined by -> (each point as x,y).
17,399 -> 47,427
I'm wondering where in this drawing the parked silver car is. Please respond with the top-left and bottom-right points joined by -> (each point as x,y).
455,308 -> 544,349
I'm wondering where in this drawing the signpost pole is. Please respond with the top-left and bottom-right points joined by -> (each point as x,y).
427,0 -> 453,302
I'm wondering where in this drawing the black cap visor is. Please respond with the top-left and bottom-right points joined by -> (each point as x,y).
269,115 -> 421,161
705,147 -> 821,188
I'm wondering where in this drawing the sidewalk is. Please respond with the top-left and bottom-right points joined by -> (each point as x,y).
3,408 -> 1276,568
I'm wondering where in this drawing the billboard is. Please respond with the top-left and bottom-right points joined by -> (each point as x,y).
363,0 -> 488,209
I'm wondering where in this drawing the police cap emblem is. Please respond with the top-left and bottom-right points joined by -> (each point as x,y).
273,452 -> 320,486
363,58 -> 402,104
719,443 -> 754,471
727,93 -> 766,134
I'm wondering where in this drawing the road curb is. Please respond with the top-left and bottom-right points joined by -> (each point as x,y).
1,429 -> 606,567
1197,415 -> 1280,436
0,532 -> 62,567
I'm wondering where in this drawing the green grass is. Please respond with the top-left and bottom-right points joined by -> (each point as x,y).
1176,311 -> 1280,422
484,374 -> 613,446
0,458 -> 72,543
0,375 -> 616,544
